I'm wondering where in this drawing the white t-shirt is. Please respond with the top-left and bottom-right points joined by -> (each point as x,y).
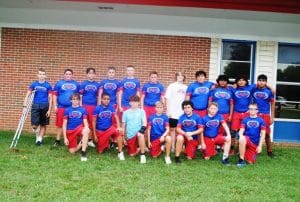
165,82 -> 187,119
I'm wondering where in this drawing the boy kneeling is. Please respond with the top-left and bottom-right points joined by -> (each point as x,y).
237,103 -> 266,167
147,101 -> 172,164
62,93 -> 89,161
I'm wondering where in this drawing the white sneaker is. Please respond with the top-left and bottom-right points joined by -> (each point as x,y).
165,156 -> 172,164
118,152 -> 125,161
80,151 -> 88,162
140,155 -> 146,164
87,140 -> 96,148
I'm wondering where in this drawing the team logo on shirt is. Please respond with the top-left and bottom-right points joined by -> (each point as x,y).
195,87 -> 209,95
69,111 -> 82,118
85,85 -> 97,92
214,91 -> 230,99
62,83 -> 77,90
247,120 -> 259,128
153,118 -> 164,125
206,120 -> 219,128
254,92 -> 268,100
147,87 -> 160,94
182,119 -> 196,127
99,111 -> 112,119
235,90 -> 250,98
35,86 -> 47,92
124,82 -> 136,89
104,83 -> 117,90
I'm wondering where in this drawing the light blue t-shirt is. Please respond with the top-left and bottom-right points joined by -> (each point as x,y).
122,108 -> 146,140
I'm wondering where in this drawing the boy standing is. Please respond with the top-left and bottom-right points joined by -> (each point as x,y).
252,74 -> 275,157
23,68 -> 52,145
175,100 -> 202,163
93,93 -> 125,160
79,67 -> 100,147
237,103 -> 266,167
147,101 -> 171,164
122,95 -> 147,164
141,71 -> 165,119
53,69 -> 80,147
62,93 -> 89,161
200,102 -> 231,166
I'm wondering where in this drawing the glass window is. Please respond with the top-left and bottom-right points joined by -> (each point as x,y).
275,44 -> 300,119
221,41 -> 255,83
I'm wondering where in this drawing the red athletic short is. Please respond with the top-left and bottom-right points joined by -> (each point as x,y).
56,107 -> 66,127
149,139 -> 162,157
96,126 -> 121,153
194,109 -> 207,118
245,136 -> 258,163
219,113 -> 230,135
177,134 -> 198,159
258,113 -> 271,134
66,125 -> 83,149
83,105 -> 96,129
144,106 -> 156,119
203,134 -> 225,158
231,112 -> 249,131
127,135 -> 138,156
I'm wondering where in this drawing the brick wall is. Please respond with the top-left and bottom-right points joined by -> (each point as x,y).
0,28 -> 211,134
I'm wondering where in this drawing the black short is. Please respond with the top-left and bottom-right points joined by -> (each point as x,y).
169,118 -> 178,128
31,103 -> 50,126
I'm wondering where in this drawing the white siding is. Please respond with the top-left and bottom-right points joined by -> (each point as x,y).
209,38 -> 221,82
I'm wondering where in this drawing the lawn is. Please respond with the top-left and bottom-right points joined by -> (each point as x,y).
0,131 -> 299,201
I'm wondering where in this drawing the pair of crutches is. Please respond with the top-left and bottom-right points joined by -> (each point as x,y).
10,91 -> 35,149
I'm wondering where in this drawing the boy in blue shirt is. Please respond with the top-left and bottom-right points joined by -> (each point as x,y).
62,93 -> 90,161
147,101 -> 171,164
237,103 -> 266,166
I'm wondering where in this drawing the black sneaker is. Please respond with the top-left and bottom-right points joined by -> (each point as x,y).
81,151 -> 88,162
237,159 -> 246,167
53,140 -> 61,147
221,158 -> 231,166
267,151 -> 275,158
175,156 -> 181,164
35,141 -> 42,146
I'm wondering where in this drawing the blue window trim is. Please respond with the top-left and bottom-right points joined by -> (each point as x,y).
221,39 -> 256,84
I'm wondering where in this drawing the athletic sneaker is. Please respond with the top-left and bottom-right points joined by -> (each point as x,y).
140,155 -> 146,164
221,158 -> 231,166
35,141 -> 42,146
237,159 -> 246,167
267,151 -> 275,158
53,140 -> 61,147
175,156 -> 181,164
87,140 -> 96,148
80,151 -> 88,162
165,156 -> 172,164
118,151 -> 125,161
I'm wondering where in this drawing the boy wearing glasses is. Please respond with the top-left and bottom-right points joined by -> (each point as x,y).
252,74 -> 275,158
237,103 -> 266,166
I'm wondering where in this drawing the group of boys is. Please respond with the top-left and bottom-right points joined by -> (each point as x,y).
24,66 -> 275,166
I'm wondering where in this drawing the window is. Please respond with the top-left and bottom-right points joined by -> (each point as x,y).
275,43 -> 300,119
221,40 -> 256,83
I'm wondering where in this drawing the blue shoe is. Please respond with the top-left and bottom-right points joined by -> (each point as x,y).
221,158 -> 231,166
237,159 -> 246,167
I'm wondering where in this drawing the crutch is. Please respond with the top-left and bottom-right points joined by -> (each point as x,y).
10,90 -> 35,149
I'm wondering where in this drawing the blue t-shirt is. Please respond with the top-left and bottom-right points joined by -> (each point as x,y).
252,87 -> 274,114
53,80 -> 80,108
122,108 -> 146,140
29,80 -> 52,104
177,113 -> 202,140
79,80 -> 100,106
142,82 -> 165,106
148,113 -> 169,141
201,114 -> 225,138
186,81 -> 214,110
120,78 -> 140,107
99,79 -> 120,105
231,84 -> 256,113
241,116 -> 266,145
64,106 -> 87,130
209,87 -> 233,114
93,104 -> 116,131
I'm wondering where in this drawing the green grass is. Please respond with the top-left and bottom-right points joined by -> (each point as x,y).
1,131 -> 299,201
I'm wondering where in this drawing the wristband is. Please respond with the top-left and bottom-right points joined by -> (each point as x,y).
138,126 -> 147,134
